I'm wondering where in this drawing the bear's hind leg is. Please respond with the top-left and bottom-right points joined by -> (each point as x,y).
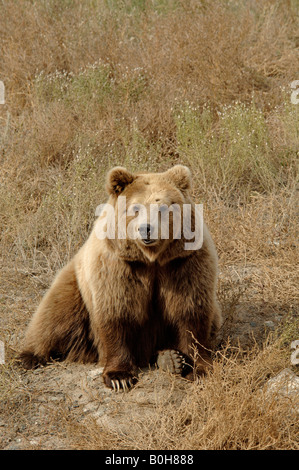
19,260 -> 97,369
156,349 -> 183,375
19,350 -> 47,370
156,349 -> 195,377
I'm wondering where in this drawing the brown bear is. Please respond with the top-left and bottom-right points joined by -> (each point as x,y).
20,165 -> 222,391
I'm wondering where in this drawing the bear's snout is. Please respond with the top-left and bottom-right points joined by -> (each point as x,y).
138,223 -> 155,244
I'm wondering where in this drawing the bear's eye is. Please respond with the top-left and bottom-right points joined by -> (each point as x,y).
132,204 -> 141,213
159,204 -> 169,213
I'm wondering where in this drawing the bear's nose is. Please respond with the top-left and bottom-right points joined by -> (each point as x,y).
138,224 -> 152,240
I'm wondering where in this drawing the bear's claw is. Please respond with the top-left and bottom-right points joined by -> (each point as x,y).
111,378 -> 133,392
104,370 -> 137,392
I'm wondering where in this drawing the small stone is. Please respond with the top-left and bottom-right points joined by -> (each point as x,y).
83,402 -> 99,413
88,367 -> 104,379
266,368 -> 299,399
264,321 -> 275,330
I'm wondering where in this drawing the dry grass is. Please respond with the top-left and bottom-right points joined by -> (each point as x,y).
0,0 -> 298,450
68,339 -> 298,450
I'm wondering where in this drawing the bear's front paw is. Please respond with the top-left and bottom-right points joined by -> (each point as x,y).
103,371 -> 138,392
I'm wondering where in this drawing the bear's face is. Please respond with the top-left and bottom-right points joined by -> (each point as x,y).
103,165 -> 194,263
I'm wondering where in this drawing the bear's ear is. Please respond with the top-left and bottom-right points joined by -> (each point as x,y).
165,165 -> 191,192
106,167 -> 135,195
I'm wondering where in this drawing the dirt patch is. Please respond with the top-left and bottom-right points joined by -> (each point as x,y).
1,361 -> 191,450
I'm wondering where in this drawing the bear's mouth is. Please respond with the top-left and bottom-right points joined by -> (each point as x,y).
141,238 -> 156,245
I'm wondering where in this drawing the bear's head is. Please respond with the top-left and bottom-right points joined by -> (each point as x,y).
96,165 -> 201,264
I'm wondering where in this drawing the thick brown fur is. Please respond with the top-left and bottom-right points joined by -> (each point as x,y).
19,166 -> 222,389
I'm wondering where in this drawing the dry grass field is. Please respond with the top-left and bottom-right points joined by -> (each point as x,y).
0,0 -> 298,450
